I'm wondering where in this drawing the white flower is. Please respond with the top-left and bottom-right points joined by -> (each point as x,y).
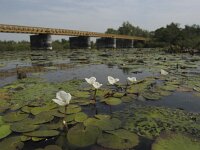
52,91 -> 71,106
92,81 -> 102,89
92,81 -> 103,89
160,69 -> 169,75
127,77 -> 137,82
108,76 -> 119,85
85,77 -> 96,85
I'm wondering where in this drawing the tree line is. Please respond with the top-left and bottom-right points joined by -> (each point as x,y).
0,21 -> 200,52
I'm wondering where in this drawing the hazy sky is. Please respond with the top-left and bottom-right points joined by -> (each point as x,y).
0,0 -> 200,40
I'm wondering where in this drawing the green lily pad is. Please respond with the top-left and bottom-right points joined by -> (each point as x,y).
0,116 -> 5,125
75,112 -> 88,122
59,105 -> 81,114
0,124 -> 12,139
0,136 -> 24,150
97,131 -> 139,150
11,123 -> 39,133
67,123 -> 101,147
95,114 -> 111,120
21,112 -> 54,125
31,103 -> 57,115
104,97 -> 122,105
142,92 -> 161,100
72,91 -> 90,98
24,130 -> 60,137
84,116 -> 121,131
152,132 -> 200,150
44,145 -> 62,150
3,112 -> 29,123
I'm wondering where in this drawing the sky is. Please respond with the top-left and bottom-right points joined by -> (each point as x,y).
0,0 -> 200,41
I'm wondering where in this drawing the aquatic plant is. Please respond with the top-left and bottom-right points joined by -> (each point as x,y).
52,91 -> 71,129
108,76 -> 119,85
160,69 -> 169,75
127,77 -> 137,83
92,81 -> 103,102
85,77 -> 96,85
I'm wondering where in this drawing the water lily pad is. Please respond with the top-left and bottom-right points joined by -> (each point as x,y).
44,145 -> 62,150
31,103 -> 57,115
59,105 -> 81,114
3,112 -> 29,123
104,97 -> 122,105
75,112 -> 88,122
97,131 -> 139,150
84,117 -> 121,131
67,123 -> 100,147
24,130 -> 59,137
11,123 -> 39,133
0,136 -> 24,150
152,132 -> 200,150
0,116 -> 5,125
21,112 -> 54,125
0,124 -> 12,139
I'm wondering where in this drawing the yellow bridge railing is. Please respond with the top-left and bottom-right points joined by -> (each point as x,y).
0,24 -> 148,41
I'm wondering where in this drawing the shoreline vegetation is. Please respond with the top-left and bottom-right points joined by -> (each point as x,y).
0,21 -> 200,53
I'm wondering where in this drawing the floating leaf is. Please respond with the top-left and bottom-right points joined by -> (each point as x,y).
3,112 -> 28,123
59,105 -> 81,114
75,112 -> 88,122
152,132 -> 200,150
84,116 -> 121,131
11,123 -> 39,133
31,103 -> 57,115
0,136 -> 24,150
104,97 -> 122,105
97,131 -> 139,150
67,123 -> 100,147
24,130 -> 59,137
44,145 -> 62,150
0,124 -> 12,139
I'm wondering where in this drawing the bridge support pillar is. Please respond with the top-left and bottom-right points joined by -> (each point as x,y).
96,38 -> 116,49
116,39 -> 134,48
30,34 -> 52,50
69,36 -> 91,49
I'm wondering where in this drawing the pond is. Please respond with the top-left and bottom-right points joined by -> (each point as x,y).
0,48 -> 200,150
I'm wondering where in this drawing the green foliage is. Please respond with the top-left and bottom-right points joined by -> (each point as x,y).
52,39 -> 69,50
0,40 -> 30,51
152,23 -> 200,52
152,132 -> 200,150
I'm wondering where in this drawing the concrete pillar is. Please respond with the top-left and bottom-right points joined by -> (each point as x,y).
69,36 -> 91,49
30,34 -> 52,50
96,38 -> 116,49
116,39 -> 134,48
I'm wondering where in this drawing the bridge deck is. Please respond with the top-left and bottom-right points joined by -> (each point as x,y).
0,24 -> 148,41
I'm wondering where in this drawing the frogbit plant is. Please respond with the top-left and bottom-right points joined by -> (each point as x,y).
92,81 -> 103,101
52,90 -> 71,130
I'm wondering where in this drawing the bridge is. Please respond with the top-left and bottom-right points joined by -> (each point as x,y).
0,24 -> 148,50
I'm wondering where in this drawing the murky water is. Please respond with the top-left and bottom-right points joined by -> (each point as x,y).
0,49 -> 200,150
0,49 -> 200,112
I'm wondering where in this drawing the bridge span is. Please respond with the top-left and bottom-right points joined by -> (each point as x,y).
0,24 -> 148,50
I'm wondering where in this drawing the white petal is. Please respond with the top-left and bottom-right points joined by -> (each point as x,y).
64,93 -> 72,104
161,69 -> 168,75
85,77 -> 96,84
92,81 -> 102,89
52,99 -> 67,106
56,91 -> 68,100
108,76 -> 115,85
127,77 -> 137,82
108,76 -> 119,85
